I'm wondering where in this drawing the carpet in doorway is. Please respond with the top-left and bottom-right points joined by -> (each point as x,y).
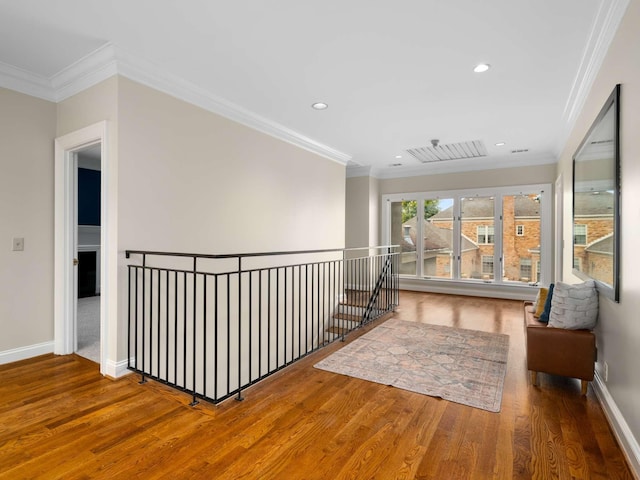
77,295 -> 100,363
314,319 -> 509,412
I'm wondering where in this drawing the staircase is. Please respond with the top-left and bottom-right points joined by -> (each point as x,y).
326,288 -> 389,340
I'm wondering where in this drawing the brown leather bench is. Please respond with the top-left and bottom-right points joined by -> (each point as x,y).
524,301 -> 596,395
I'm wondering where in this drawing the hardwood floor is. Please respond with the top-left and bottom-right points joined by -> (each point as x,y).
0,291 -> 634,479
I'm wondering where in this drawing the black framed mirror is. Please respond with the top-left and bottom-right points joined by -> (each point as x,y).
572,84 -> 620,302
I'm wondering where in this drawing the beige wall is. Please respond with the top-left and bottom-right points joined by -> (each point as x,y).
345,175 -> 381,248
345,176 -> 371,248
4,75 -> 345,366
369,176 -> 380,245
117,77 -> 345,254
56,77 -> 120,365
0,88 -> 57,352
378,163 -> 557,195
557,0 -> 640,458
56,76 -> 118,137
116,77 -> 345,360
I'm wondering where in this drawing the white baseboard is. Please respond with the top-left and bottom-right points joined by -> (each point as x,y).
104,357 -> 134,379
0,341 -> 54,365
593,371 -> 640,479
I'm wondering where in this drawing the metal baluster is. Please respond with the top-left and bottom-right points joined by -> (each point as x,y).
236,257 -> 243,401
191,257 -> 199,406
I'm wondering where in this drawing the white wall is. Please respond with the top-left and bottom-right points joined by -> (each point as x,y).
557,0 -> 640,470
0,88 -> 56,359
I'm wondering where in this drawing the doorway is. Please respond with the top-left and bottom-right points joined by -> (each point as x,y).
76,145 -> 102,362
54,121 -> 111,376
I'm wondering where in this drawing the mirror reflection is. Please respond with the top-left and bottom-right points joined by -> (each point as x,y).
573,85 -> 619,301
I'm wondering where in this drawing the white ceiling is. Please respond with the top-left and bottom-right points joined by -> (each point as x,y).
0,0 -> 628,177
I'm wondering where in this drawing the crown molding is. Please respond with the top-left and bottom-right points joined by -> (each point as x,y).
0,60 -> 55,101
51,43 -> 119,101
114,47 -> 351,165
9,43 -> 350,165
1,42 -> 350,166
555,0 -> 630,156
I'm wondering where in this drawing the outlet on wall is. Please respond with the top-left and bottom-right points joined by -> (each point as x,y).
12,237 -> 24,251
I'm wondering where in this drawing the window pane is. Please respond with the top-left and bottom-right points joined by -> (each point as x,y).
460,196 -> 494,280
390,201 -> 417,275
503,194 -> 541,284
574,224 -> 587,245
423,198 -> 454,279
482,255 -> 494,274
520,258 -> 532,280
574,192 -> 615,284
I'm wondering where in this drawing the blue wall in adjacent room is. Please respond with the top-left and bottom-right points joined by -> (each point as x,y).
78,168 -> 100,226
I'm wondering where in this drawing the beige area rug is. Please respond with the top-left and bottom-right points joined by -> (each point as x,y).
314,319 -> 509,412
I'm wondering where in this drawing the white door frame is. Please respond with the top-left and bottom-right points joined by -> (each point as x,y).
54,121 -> 111,375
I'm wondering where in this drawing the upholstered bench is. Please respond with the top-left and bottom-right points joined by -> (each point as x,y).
524,301 -> 596,395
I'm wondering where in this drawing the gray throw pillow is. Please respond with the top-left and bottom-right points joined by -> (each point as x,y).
548,280 -> 598,330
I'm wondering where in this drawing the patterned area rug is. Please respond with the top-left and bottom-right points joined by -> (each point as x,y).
314,319 -> 509,412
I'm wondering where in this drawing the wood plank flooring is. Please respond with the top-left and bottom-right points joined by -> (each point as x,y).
0,291 -> 635,479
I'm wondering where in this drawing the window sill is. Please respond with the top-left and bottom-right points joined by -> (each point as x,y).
399,276 -> 538,301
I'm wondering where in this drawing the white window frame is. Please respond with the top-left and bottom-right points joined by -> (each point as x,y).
382,183 -> 552,287
516,225 -> 525,236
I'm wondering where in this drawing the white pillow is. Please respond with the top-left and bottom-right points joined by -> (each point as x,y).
548,280 -> 598,330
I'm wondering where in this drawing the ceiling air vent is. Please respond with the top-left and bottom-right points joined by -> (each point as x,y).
511,148 -> 529,154
406,140 -> 487,163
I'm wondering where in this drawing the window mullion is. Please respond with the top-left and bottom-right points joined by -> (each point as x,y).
494,195 -> 503,284
453,197 -> 461,279
417,198 -> 424,278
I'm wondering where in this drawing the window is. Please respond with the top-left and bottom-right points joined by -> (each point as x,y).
574,224 -> 587,245
482,256 -> 494,275
390,201 -> 418,275
383,183 -> 551,287
423,198 -> 454,279
520,258 -> 532,280
503,195 -> 540,284
477,225 -> 495,244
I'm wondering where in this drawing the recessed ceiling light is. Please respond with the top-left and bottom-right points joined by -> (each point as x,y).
495,142 -> 506,146
395,155 -> 403,159
311,102 -> 328,110
473,63 -> 491,73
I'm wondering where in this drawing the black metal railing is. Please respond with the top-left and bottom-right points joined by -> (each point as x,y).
126,246 -> 399,405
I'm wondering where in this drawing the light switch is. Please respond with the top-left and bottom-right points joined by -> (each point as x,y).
12,237 -> 24,251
